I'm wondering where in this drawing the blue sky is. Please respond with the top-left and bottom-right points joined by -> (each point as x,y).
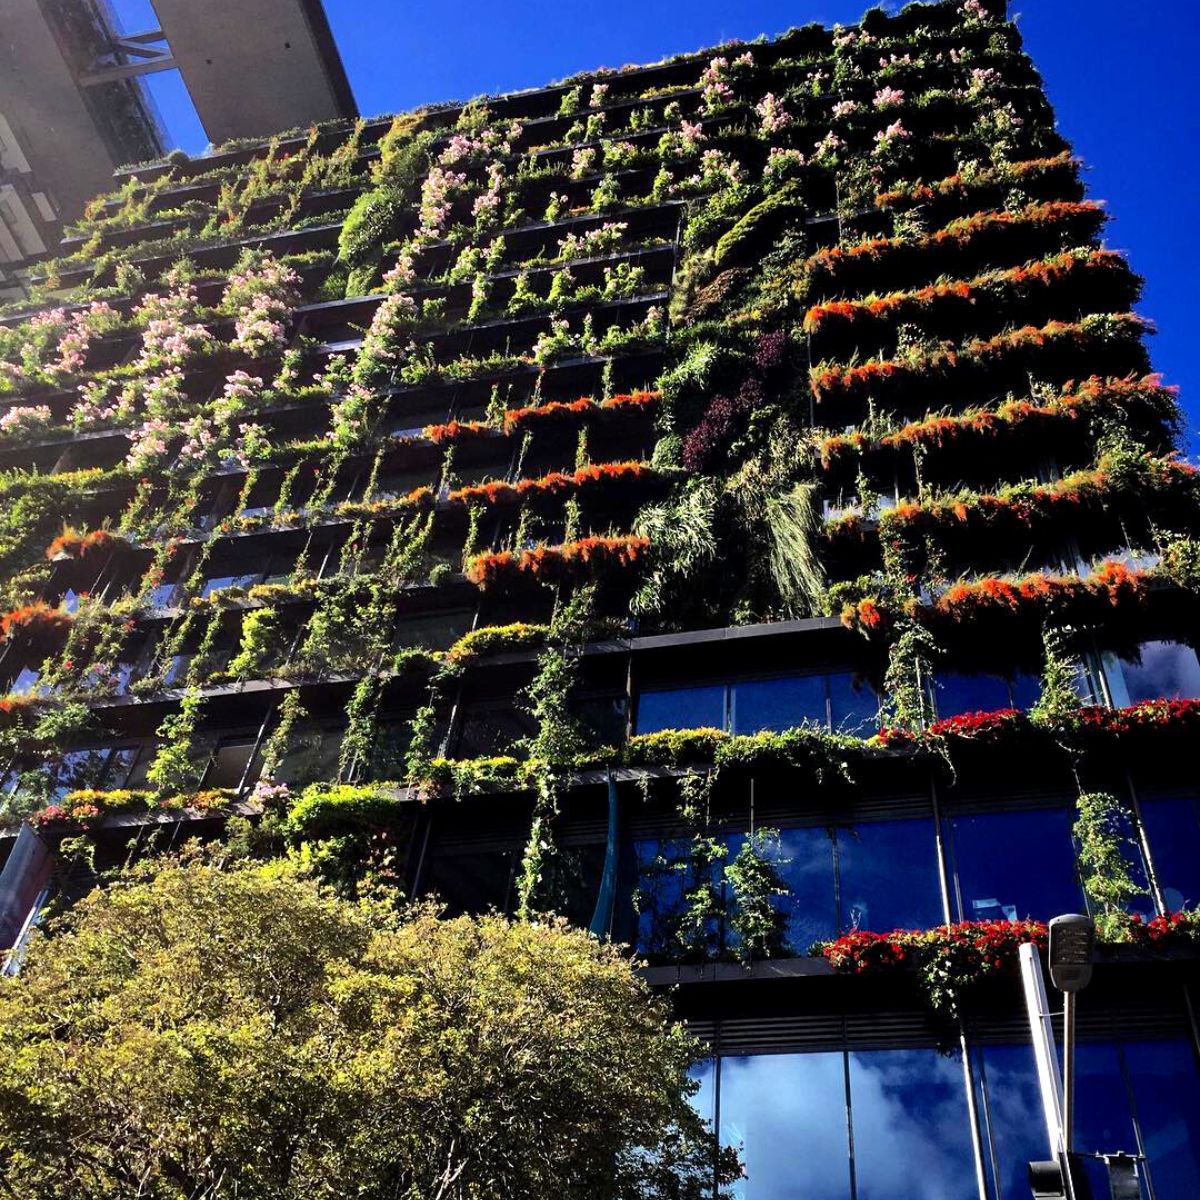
123,0 -> 1200,451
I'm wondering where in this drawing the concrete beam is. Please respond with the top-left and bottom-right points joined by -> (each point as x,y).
151,0 -> 357,145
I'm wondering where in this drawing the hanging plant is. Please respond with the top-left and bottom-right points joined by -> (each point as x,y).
875,151 -> 1080,218
1073,792 -> 1145,941
449,461 -> 657,509
799,199 -> 1105,300
465,534 -> 650,589
145,688 -> 207,796
0,602 -> 73,650
446,622 -> 550,663
818,919 -> 1048,1018
810,313 -> 1149,409
725,829 -> 791,961
44,527 -> 129,562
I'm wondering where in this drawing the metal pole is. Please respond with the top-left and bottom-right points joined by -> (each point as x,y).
1019,941 -> 1064,1155
1063,990 -> 1076,1154
957,1018 -> 991,1200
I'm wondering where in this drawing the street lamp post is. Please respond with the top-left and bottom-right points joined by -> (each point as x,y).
1048,913 -> 1096,1158
1020,914 -> 1097,1200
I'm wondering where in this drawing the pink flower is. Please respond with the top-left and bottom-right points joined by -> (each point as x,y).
873,120 -> 910,154
755,93 -> 792,135
873,86 -> 905,109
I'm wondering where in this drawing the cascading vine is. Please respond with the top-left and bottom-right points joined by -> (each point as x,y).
0,0 -> 1194,978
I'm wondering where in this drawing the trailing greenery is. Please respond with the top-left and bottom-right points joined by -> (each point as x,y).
1074,791 -> 1145,940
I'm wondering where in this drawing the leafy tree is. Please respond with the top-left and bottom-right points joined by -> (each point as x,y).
0,858 -> 738,1200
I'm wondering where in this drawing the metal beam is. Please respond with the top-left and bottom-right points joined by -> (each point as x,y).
111,38 -> 169,59
77,54 -> 178,86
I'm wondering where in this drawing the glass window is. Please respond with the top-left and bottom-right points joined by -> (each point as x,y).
99,747 -> 140,789
947,806 -> 1083,922
52,748 -> 109,798
1075,1041 -> 1148,1195
974,1043 -> 1048,1200
1116,640 -> 1200,704
836,818 -> 943,934
829,671 -> 880,735
537,842 -> 606,927
203,741 -> 259,790
147,582 -> 178,608
199,572 -> 262,598
774,826 -> 837,953
1009,672 -> 1042,711
10,667 -> 39,695
635,685 -> 726,734
732,675 -> 827,734
631,835 -> 724,960
573,694 -> 628,747
1139,795 -> 1200,911
936,673 -> 1012,718
1124,1038 -> 1200,1200
424,848 -> 518,916
849,1048 -> 978,1200
719,1052 -> 851,1199
689,1058 -> 716,1130
935,672 -> 1039,719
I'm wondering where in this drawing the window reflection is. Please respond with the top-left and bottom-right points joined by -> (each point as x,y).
1114,640 -> 1200,705
629,816 -> 942,961
636,685 -> 725,734
732,675 -> 827,734
973,1044 -> 1047,1200
720,1053 -> 851,1199
935,672 -> 1040,720
1124,1039 -> 1200,1200
633,835 -> 723,959
829,671 -> 881,735
635,673 -> 880,737
704,1048 -> 977,1200
424,848 -> 518,916
946,807 -> 1083,922
773,826 -> 836,951
1139,795 -> 1200,911
837,818 -> 944,934
849,1048 -> 977,1200
689,1058 -> 715,1129
977,1037 -> 1200,1200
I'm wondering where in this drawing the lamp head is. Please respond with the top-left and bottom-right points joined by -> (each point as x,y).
1048,913 -> 1095,993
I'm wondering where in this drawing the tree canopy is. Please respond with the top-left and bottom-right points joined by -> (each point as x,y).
0,858 -> 738,1200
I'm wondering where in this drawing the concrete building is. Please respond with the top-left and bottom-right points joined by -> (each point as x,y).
1,0 -> 1199,1195
0,0 -> 355,292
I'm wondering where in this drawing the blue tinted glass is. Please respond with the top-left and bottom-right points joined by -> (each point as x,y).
774,826 -> 837,953
974,1044 -> 1049,1200
635,685 -> 726,734
1010,672 -> 1042,711
1125,1038 -> 1200,1200
936,673 -> 1013,719
688,1058 -> 716,1129
1121,641 -> 1200,703
720,1053 -> 851,1199
200,573 -> 261,598
1076,1041 -> 1138,1155
632,835 -> 726,960
732,675 -> 827,734
836,818 -> 943,934
948,807 -> 1083,922
849,1048 -> 977,1200
1140,796 -> 1200,910
829,671 -> 880,734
